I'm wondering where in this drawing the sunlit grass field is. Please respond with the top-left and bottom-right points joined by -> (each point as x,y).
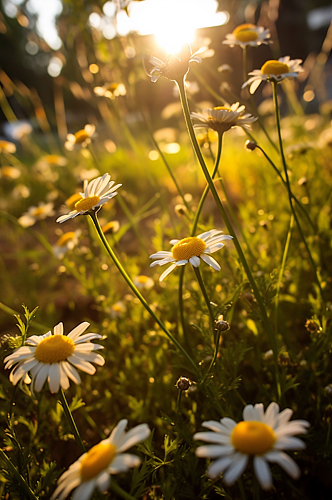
1,2 -> 332,499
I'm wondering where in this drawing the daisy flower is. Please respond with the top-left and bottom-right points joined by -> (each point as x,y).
53,230 -> 81,259
144,43 -> 201,83
133,275 -> 154,290
65,124 -> 96,151
0,140 -> 16,154
223,24 -> 271,48
3,322 -> 105,394
38,154 -> 68,167
149,229 -> 233,282
194,402 -> 310,490
191,103 -> 257,135
242,56 -> 304,94
51,419 -> 151,500
94,82 -> 126,99
109,301 -> 126,318
18,202 -> 55,228
102,220 -> 120,235
56,174 -> 121,223
0,166 -> 21,180
11,122 -> 33,140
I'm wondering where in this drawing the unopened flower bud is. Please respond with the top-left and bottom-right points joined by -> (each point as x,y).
175,204 -> 187,216
176,376 -> 191,391
324,384 -> 332,397
245,140 -> 257,151
305,319 -> 321,334
215,314 -> 230,332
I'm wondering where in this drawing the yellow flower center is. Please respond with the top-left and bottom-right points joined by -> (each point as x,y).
112,303 -> 124,312
33,207 -> 45,217
57,232 -> 75,247
213,106 -> 231,111
261,60 -> 289,76
172,237 -> 206,261
107,83 -> 119,92
233,24 -> 258,42
80,443 -> 117,481
137,275 -> 149,283
75,195 -> 100,212
35,335 -> 75,363
44,155 -> 60,164
74,130 -> 90,144
66,193 -> 83,210
231,421 -> 276,455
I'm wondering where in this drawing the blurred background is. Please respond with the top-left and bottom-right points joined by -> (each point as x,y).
1,0 -> 332,143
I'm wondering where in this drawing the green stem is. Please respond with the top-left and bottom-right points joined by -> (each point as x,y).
206,329 -> 221,376
191,133 -> 223,235
274,215 -> 294,349
177,77 -> 281,399
89,212 -> 199,374
193,266 -> 215,330
253,142 -> 315,231
239,478 -> 247,500
59,389 -> 86,453
272,81 -> 323,298
0,449 -> 39,500
110,480 -> 138,500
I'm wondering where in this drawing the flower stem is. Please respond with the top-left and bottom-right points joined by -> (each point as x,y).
177,77 -> 281,400
110,480 -> 138,500
59,389 -> 86,453
0,449 -> 39,500
193,266 -> 215,331
89,212 -> 199,374
272,80 -> 323,298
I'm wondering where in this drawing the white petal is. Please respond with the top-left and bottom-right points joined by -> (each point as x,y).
169,239 -> 179,245
51,475 -> 81,500
96,471 -> 110,493
196,445 -> 234,458
265,451 -> 300,479
149,251 -> 173,259
109,453 -> 141,473
264,402 -> 280,427
204,244 -> 224,254
277,408 -> 293,427
72,480 -> 96,500
62,362 -> 81,384
189,256 -> 200,267
108,419 -> 128,446
74,333 -> 103,344
193,432 -> 231,445
207,455 -> 234,478
116,424 -> 151,452
67,356 -> 96,375
202,419 -> 235,434
68,322 -> 90,340
54,323 -> 64,335
59,363 -> 70,391
223,453 -> 248,485
48,363 -> 61,393
34,364 -> 50,392
253,403 -> 264,421
159,263 -> 177,282
250,79 -> 262,94
200,254 -> 220,271
253,456 -> 272,490
274,436 -> 306,450
243,405 -> 256,421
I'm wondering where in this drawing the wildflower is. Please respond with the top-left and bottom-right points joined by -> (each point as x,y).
223,24 -> 271,48
245,140 -> 257,151
102,220 -> 120,234
242,57 -> 303,94
3,322 -> 105,393
18,202 -> 55,228
196,130 -> 218,148
174,204 -> 188,217
66,192 -> 83,210
150,229 -> 233,282
176,376 -> 191,391
56,174 -> 121,223
94,82 -> 126,99
194,402 -> 309,490
133,275 -> 154,290
53,230 -> 81,259
0,166 -> 21,179
65,124 -> 96,151
38,154 -> 68,167
11,122 -> 33,140
191,103 -> 257,135
144,43 -> 201,83
110,301 -> 126,318
215,315 -> 230,332
51,419 -> 151,500
0,140 -> 16,154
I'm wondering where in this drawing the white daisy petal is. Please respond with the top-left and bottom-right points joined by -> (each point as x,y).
193,432 -> 231,445
253,456 -> 272,489
223,453 -> 248,485
96,471 -> 111,493
274,436 -> 306,450
108,419 -> 128,446
195,445 -> 234,458
109,453 -> 141,473
68,322 -> 90,340
200,254 -> 221,271
159,263 -> 177,282
34,364 -> 50,392
202,419 -> 235,434
67,356 -> 96,375
62,362 -> 81,385
265,451 -> 300,479
116,424 -> 151,452
243,404 -> 256,421
72,480 -> 95,500
207,455 -> 234,478
264,402 -> 280,427
54,322 -> 64,335
48,363 -> 61,393
189,256 -> 201,267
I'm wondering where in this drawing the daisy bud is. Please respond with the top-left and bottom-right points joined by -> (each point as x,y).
174,204 -> 187,216
176,376 -> 191,391
305,319 -> 321,334
245,140 -> 257,151
215,315 -> 230,332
